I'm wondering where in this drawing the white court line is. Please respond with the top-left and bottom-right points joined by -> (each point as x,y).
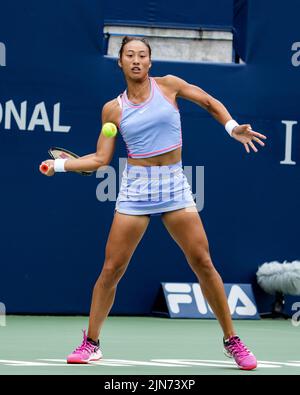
152,359 -> 281,368
40,358 -> 134,367
0,358 -> 298,369
258,360 -> 300,367
151,359 -> 235,368
40,358 -> 187,367
179,359 -> 286,368
94,359 -> 188,367
0,359 -> 84,367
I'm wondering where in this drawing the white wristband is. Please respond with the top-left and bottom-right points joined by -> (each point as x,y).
225,120 -> 239,137
54,159 -> 67,172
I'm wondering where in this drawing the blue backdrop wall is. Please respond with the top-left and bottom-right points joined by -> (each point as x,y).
0,0 -> 299,314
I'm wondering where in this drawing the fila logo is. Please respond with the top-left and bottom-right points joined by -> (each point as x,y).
163,283 -> 259,319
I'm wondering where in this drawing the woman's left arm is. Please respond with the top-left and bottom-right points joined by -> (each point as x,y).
165,75 -> 267,153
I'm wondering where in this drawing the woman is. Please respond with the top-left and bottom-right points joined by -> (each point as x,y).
40,36 -> 266,370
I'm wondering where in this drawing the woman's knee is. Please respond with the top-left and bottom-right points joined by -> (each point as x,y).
187,246 -> 215,276
98,260 -> 128,288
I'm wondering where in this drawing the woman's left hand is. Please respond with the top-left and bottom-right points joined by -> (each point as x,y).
231,124 -> 267,153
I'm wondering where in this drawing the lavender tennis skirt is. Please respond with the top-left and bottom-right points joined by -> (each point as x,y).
115,161 -> 196,216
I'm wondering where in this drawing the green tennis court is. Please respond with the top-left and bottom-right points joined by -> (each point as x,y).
0,316 -> 299,375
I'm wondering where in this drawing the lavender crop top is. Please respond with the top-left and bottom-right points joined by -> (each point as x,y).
117,77 -> 182,158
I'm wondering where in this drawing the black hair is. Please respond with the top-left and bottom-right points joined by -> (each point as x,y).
118,36 -> 152,59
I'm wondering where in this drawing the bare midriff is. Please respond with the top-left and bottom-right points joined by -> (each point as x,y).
127,147 -> 182,167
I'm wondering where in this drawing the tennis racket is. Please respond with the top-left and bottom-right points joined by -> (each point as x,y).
48,147 -> 93,176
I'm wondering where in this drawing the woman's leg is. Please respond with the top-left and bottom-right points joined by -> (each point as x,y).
161,208 -> 235,339
87,212 -> 150,341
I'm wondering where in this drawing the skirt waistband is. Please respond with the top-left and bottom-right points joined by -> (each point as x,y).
125,161 -> 182,179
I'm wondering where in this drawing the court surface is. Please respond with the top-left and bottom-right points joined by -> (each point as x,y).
0,316 -> 299,375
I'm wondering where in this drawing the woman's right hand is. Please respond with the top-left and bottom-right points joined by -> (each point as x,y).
39,160 -> 55,176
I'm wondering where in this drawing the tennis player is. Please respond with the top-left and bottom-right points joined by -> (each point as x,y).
40,36 -> 266,370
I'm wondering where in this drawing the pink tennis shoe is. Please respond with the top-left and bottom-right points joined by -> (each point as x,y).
67,330 -> 256,369
67,330 -> 102,364
223,335 -> 257,370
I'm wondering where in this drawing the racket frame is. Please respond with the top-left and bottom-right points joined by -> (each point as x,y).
48,146 -> 93,176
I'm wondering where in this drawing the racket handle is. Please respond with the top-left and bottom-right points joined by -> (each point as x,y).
40,163 -> 49,173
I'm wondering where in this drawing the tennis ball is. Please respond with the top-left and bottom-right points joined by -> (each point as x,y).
102,122 -> 117,138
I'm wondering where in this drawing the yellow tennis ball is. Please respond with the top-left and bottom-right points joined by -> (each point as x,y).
102,122 -> 117,138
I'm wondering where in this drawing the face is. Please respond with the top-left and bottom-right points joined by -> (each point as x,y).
118,40 -> 152,80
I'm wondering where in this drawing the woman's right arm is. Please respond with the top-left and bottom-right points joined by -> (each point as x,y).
64,100 -> 119,172
41,99 -> 120,175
